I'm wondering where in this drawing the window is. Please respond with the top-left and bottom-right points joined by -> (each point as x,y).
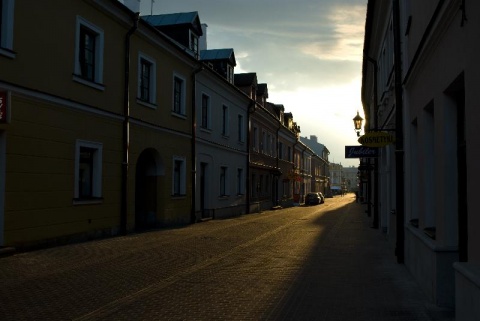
261,131 -> 266,153
251,174 -> 256,197
74,140 -> 102,201
190,30 -> 198,57
173,75 -> 186,115
138,53 -> 156,105
253,126 -> 258,150
227,64 -> 234,84
172,156 -> 186,196
278,142 -> 284,159
237,114 -> 244,142
220,166 -> 227,196
0,0 -> 15,58
201,94 -> 210,129
237,168 -> 243,195
74,16 -> 104,89
222,105 -> 229,136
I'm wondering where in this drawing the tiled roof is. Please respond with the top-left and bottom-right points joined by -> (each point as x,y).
200,49 -> 236,65
142,11 -> 199,27
234,73 -> 257,87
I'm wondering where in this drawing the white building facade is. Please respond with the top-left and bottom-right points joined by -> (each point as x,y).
362,1 -> 480,319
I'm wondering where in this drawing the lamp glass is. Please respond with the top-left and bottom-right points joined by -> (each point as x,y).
353,111 -> 363,131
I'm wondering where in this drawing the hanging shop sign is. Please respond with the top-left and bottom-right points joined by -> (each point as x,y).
345,145 -> 378,158
358,131 -> 395,147
0,91 -> 7,123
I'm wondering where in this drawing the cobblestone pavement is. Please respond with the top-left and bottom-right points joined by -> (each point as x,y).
0,195 -> 454,320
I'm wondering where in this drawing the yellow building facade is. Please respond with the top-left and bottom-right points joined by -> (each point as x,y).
0,0 -> 197,249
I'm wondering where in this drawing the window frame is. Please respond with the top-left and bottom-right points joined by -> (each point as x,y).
237,114 -> 244,143
189,30 -> 199,57
220,166 -> 228,196
236,168 -> 244,195
222,105 -> 229,136
74,140 -> 103,203
137,52 -> 157,107
172,74 -> 186,116
73,16 -> 104,90
0,0 -> 15,58
172,156 -> 186,196
201,93 -> 211,129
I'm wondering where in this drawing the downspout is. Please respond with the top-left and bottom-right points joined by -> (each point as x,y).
366,56 -> 379,229
121,12 -> 139,235
246,101 -> 255,214
392,0 -> 405,264
191,66 -> 204,223
275,122 -> 282,206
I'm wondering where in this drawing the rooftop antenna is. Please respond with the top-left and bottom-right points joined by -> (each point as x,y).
151,0 -> 154,15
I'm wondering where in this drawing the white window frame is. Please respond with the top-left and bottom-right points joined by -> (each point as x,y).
172,156 -> 186,196
222,105 -> 229,136
172,74 -> 186,116
220,166 -> 228,196
189,30 -> 198,57
237,114 -> 244,143
236,168 -> 244,195
137,52 -> 157,107
74,140 -> 103,202
0,0 -> 15,58
73,16 -> 105,90
200,93 -> 211,129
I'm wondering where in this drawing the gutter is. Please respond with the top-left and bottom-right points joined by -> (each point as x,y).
191,65 -> 204,223
121,12 -> 139,235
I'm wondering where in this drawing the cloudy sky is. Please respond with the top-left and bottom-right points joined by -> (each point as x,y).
138,0 -> 367,167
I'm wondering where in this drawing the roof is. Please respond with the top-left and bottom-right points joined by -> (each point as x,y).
142,12 -> 203,35
234,72 -> 257,87
257,83 -> 268,97
200,49 -> 236,65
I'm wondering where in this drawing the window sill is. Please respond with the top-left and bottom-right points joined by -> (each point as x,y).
0,47 -> 16,59
72,74 -> 105,91
137,99 -> 157,109
171,194 -> 186,199
73,197 -> 104,205
200,127 -> 212,133
424,227 -> 436,240
410,218 -> 419,228
171,112 -> 187,120
218,195 -> 230,200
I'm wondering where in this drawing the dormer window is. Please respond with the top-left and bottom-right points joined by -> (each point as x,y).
227,65 -> 234,84
190,30 -> 198,57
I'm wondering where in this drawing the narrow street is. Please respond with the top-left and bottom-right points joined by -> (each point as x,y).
0,195 -> 452,320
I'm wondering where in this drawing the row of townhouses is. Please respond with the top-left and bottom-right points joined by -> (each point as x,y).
361,0 -> 479,319
0,0 -> 332,250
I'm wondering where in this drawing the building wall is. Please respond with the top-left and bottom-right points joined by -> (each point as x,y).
194,71 -> 249,219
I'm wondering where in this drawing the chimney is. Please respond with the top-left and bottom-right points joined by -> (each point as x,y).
199,23 -> 208,51
310,135 -> 318,143
123,0 -> 140,13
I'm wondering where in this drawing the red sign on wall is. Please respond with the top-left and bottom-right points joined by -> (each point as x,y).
0,91 -> 7,123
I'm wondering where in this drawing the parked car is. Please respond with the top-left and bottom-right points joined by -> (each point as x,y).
318,192 -> 325,204
305,192 -> 321,205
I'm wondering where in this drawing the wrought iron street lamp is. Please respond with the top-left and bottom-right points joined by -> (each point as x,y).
353,111 -> 363,137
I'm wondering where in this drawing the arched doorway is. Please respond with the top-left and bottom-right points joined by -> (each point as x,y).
135,149 -> 162,231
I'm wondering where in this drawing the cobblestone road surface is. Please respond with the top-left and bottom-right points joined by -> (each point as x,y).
0,195 -> 454,320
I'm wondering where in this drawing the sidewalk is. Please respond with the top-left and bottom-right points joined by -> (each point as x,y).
268,196 -> 456,321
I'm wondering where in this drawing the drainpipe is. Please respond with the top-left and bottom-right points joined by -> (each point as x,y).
246,101 -> 255,214
366,56 -> 379,229
191,66 -> 204,223
275,122 -> 282,206
392,0 -> 405,263
121,12 -> 139,236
